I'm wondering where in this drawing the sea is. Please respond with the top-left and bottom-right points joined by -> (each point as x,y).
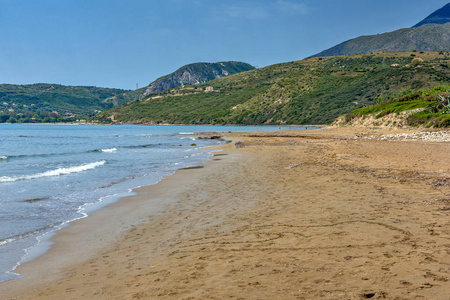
0,124 -> 306,283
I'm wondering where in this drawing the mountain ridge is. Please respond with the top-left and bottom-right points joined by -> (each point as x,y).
311,24 -> 450,58
310,3 -> 450,58
413,3 -> 450,27
143,61 -> 255,95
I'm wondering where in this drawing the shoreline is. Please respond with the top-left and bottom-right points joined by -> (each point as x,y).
2,127 -> 449,299
0,122 -> 325,129
7,187 -> 139,279
0,140 -> 234,293
0,124 -> 299,285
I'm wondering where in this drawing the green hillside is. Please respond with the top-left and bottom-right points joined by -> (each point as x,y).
0,84 -> 142,123
0,61 -> 254,123
339,85 -> 450,127
91,52 -> 450,125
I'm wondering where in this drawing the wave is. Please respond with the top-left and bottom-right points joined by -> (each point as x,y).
0,161 -> 106,183
100,148 -> 117,153
3,152 -> 78,161
90,148 -> 118,153
23,197 -> 50,203
0,223 -> 60,247
4,143 -> 169,160
7,146 -> 118,160
99,176 -> 135,189
123,143 -> 165,149
135,134 -> 153,138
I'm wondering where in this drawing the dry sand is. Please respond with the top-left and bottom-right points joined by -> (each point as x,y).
1,127 -> 449,300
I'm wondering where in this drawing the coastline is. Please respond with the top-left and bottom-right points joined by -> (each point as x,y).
0,139 -> 236,296
2,127 -> 450,299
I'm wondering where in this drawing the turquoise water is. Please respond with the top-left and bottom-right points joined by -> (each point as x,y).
0,124 -> 306,282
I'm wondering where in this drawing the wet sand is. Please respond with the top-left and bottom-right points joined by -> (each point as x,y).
1,127 -> 449,299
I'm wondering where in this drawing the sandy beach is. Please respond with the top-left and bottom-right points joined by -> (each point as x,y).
1,127 -> 449,300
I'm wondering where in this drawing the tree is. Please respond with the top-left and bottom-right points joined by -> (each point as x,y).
0,114 -> 10,123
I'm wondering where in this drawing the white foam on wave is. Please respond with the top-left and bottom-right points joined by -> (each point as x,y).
0,237 -> 16,247
101,148 -> 117,153
0,160 -> 106,183
0,156 -> 8,160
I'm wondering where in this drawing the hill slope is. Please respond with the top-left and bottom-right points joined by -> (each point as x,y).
91,52 -> 450,125
413,3 -> 450,27
143,61 -> 255,95
0,84 -> 141,122
0,61 -> 254,123
311,24 -> 450,58
311,3 -> 450,58
335,85 -> 450,128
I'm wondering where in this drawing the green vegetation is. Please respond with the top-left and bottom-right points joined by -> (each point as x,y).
92,52 -> 450,125
0,84 -> 142,123
343,85 -> 450,127
0,61 -> 254,123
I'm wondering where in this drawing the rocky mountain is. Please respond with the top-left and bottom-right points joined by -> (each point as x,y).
143,61 -> 255,96
311,24 -> 450,57
311,3 -> 450,58
413,3 -> 450,27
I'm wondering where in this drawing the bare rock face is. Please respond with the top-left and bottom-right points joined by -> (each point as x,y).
143,61 -> 255,96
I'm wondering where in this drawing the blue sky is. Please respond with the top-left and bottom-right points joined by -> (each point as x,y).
0,0 -> 448,90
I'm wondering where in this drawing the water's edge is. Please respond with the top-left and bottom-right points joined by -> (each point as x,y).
3,146 -> 220,283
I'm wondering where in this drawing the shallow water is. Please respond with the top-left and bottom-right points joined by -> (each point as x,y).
0,124 -> 305,282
